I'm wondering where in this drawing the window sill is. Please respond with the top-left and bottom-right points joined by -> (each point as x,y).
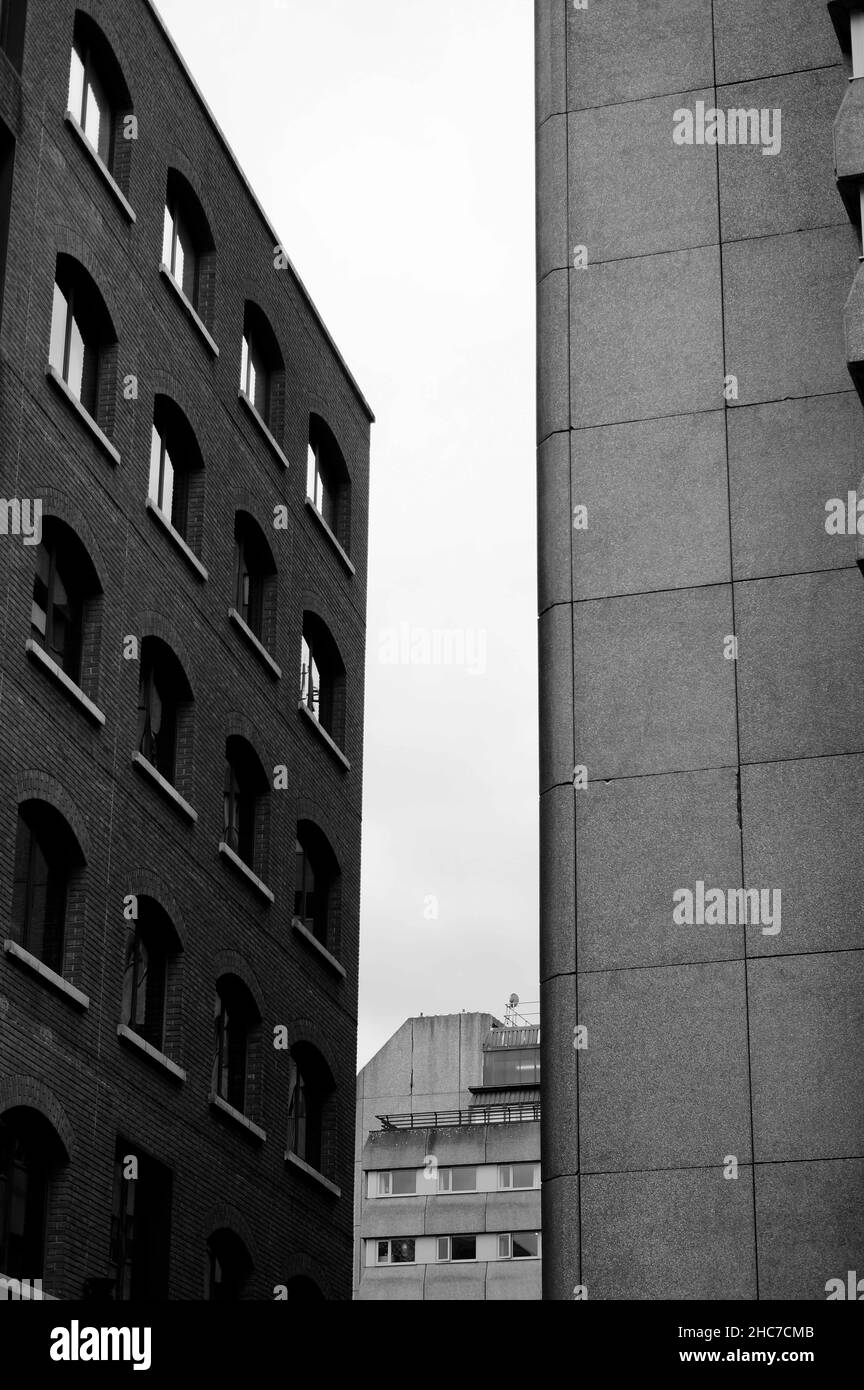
63,111 -> 136,223
218,841 -> 275,903
238,390 -> 290,470
228,608 -> 282,678
209,1093 -> 267,1142
291,917 -> 347,978
297,701 -> 351,771
284,1150 -> 341,1198
25,639 -> 106,726
45,365 -> 121,465
159,264 -> 219,357
304,498 -> 355,576
145,498 -> 208,581
132,752 -> 198,823
3,940 -> 89,1009
117,1024 -> 186,1081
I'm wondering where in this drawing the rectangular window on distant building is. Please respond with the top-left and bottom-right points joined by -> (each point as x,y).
375,1238 -> 415,1265
451,1235 -> 476,1262
376,1170 -> 416,1197
437,1166 -> 477,1193
497,1232 -> 541,1260
498,1162 -> 540,1191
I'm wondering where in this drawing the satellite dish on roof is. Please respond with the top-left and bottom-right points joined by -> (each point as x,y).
509,993 -> 520,1007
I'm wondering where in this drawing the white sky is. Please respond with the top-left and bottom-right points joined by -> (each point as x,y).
156,0 -> 539,1067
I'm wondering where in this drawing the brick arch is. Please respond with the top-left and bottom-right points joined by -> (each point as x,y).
211,950 -> 266,1018
148,372 -> 209,451
201,1203 -> 259,1266
72,4 -> 136,105
294,797 -> 348,867
0,1077 -> 75,1160
52,229 -> 123,339
278,1251 -> 334,1300
160,151 -> 218,252
132,611 -> 195,696
33,487 -> 108,593
123,870 -> 188,950
230,490 -> 281,564
299,596 -> 345,654
13,771 -> 91,862
278,1017 -> 340,1083
224,711 -> 270,765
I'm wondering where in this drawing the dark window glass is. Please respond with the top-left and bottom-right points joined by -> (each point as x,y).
30,536 -> 84,682
11,806 -> 68,974
451,1235 -> 476,1262
109,1143 -> 172,1301
512,1232 -> 540,1259
0,1115 -> 48,1280
206,1230 -> 252,1302
213,986 -> 253,1114
294,837 -> 329,944
482,1046 -> 541,1087
121,909 -> 169,1052
232,519 -> 267,638
136,644 -> 181,784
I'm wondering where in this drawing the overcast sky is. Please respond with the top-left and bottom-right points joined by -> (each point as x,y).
157,0 -> 538,1067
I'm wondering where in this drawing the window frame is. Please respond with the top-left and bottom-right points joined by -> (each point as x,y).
375,1169 -> 416,1198
375,1238 -> 415,1267
498,1162 -> 540,1192
437,1166 -> 478,1194
67,36 -> 113,168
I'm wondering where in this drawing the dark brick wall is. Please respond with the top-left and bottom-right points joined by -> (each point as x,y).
0,0 -> 372,1301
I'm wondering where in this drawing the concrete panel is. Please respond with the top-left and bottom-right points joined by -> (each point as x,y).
542,973 -> 579,1180
457,1014 -> 493,1093
363,1129 -> 429,1170
569,247 -> 723,429
537,115 -> 568,280
579,962 -> 752,1172
723,226 -> 857,407
484,1191 -> 541,1233
484,1121 -> 541,1165
539,601 -> 574,792
749,953 -> 864,1162
538,269 -> 569,441
540,784 -> 575,982
568,90 -> 717,263
576,768 -> 744,973
566,0 -> 713,111
834,74 -> 864,182
572,586 -> 738,780
424,1194 -> 486,1236
570,412 -> 729,600
713,0 -> 841,84
743,755 -> 864,957
410,1015 -> 469,1097
581,1167 -> 756,1299
736,570 -> 864,763
422,1126 -> 487,1168
356,1267 -> 425,1300
728,393 -> 864,580
360,1018 -> 414,1101
756,1158 -> 864,1300
486,1260 -> 543,1300
361,1197 -> 426,1239
718,70 -> 846,241
424,1264 -> 487,1300
538,430 -> 571,614
535,0 -> 566,127
542,1174 -> 580,1300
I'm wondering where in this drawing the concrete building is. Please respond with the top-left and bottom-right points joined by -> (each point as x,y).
0,0 -> 372,1298
536,0 -> 864,1299
354,1013 -> 541,1300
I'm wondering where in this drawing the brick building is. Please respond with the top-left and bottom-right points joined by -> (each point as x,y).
0,0 -> 372,1300
536,0 -> 864,1300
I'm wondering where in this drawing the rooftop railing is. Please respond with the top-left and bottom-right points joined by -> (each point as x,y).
377,1102 -> 541,1131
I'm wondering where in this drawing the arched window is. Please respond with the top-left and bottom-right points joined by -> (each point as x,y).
136,636 -> 193,787
223,736 -> 268,873
300,613 -> 346,748
294,822 -> 340,953
11,801 -> 84,975
109,1140 -> 172,1301
0,1108 -> 66,1280
232,512 -> 276,646
240,301 -> 284,435
287,1044 -> 336,1180
307,415 -> 351,554
148,396 -> 205,553
286,1275 -> 325,1301
30,519 -> 100,686
161,169 -> 215,326
0,0 -> 27,72
206,1229 -> 252,1301
66,12 -> 133,188
213,977 -> 259,1116
48,255 -> 116,422
121,899 -> 181,1053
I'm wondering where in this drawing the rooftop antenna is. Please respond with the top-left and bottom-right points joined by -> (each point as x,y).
504,993 -> 520,1027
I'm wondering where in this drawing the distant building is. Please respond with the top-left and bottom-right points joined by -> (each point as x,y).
354,1012 -> 541,1300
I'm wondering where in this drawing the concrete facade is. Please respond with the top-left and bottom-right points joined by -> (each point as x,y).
354,1014 -> 542,1300
0,0 -> 371,1299
536,0 -> 864,1300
